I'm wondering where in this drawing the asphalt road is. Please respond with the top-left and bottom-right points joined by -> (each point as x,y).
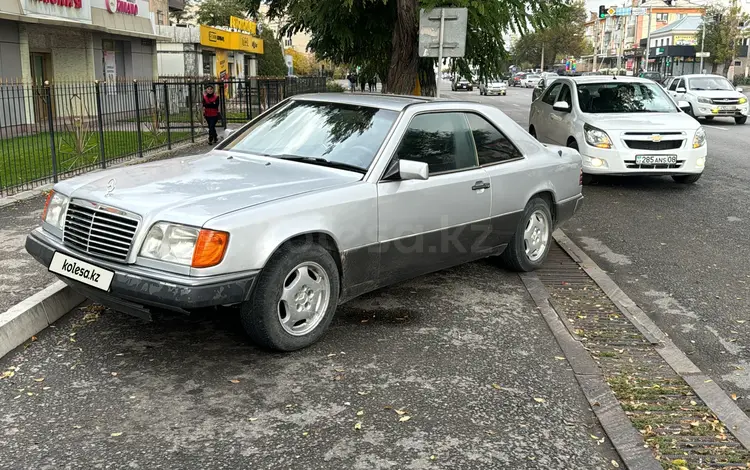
443,80 -> 750,414
0,263 -> 619,469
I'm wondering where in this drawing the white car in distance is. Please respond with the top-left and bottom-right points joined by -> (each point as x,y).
528,76 -> 707,184
666,74 -> 748,125
522,74 -> 541,88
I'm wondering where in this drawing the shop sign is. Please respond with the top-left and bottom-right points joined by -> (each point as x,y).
103,49 -> 117,95
106,0 -> 138,15
200,25 -> 231,48
674,35 -> 696,46
20,0 -> 92,22
232,32 -> 264,54
200,26 -> 264,54
230,16 -> 257,35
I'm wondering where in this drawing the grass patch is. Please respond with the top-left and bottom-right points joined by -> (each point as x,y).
0,130 -> 190,191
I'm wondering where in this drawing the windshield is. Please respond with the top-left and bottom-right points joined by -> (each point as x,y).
642,72 -> 660,79
687,76 -> 735,91
490,82 -> 505,86
225,101 -> 398,171
528,74 -> 540,79
577,82 -> 677,113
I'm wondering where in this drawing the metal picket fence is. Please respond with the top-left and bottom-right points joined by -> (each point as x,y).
0,76 -> 327,196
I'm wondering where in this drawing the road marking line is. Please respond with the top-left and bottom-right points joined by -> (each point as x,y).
553,229 -> 750,449
705,126 -> 728,131
513,104 -> 521,107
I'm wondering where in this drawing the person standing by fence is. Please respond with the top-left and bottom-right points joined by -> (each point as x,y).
202,85 -> 221,144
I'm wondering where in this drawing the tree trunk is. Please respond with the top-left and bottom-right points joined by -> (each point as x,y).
386,0 -> 419,94
418,58 -> 437,97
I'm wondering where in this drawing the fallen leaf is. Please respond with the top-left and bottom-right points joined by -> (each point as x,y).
334,368 -> 345,373
1,370 -> 14,379
554,356 -> 565,361
69,337 -> 76,343
110,432 -> 123,437
129,396 -> 136,399
333,375 -> 344,381
690,400 -> 697,406
31,336 -> 38,341
111,372 -> 118,377
354,422 -> 362,430
704,379 -> 713,383
327,353 -> 336,358
33,378 -> 45,382
399,416 -> 411,422
357,391 -> 370,396
731,393 -> 738,401
248,418 -> 258,422
590,434 -> 600,440
491,383 -> 502,390
533,397 -> 546,403
395,409 -> 408,415
356,410 -> 364,416
42,387 -> 51,390
690,421 -> 700,427
383,405 -> 392,410
302,431 -> 309,437
611,460 -> 620,468
430,455 -> 437,461
26,392 -> 33,396
229,379 -> 240,384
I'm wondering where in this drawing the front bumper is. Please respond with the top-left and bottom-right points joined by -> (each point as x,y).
692,102 -> 748,118
579,141 -> 707,176
25,228 -> 258,318
487,89 -> 506,95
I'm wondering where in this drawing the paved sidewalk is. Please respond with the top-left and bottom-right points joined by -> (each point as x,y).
0,141 -> 215,313
1,262 -> 622,468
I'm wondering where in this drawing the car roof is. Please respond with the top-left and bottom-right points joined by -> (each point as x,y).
292,93 -> 432,111
674,74 -> 728,79
570,76 -> 655,85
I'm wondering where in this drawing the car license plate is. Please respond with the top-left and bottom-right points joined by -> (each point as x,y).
635,155 -> 677,165
49,252 -> 114,291
719,106 -> 735,111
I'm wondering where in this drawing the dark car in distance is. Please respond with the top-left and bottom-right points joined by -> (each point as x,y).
452,78 -> 473,91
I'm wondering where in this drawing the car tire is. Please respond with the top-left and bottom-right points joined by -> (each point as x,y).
672,174 -> 702,184
529,126 -> 537,139
501,197 -> 553,272
736,116 -> 747,125
240,240 -> 340,351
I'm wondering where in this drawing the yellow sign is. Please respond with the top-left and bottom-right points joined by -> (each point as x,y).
200,25 -> 231,48
673,34 -> 696,46
199,25 -> 264,54
230,16 -> 257,35
232,32 -> 264,54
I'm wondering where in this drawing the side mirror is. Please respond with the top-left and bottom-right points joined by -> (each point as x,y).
737,87 -> 744,93
677,100 -> 691,113
399,160 -> 429,181
676,87 -> 686,93
552,101 -> 571,112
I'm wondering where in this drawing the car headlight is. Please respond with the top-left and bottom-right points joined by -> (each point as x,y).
697,97 -> 712,104
42,191 -> 69,230
140,222 -> 229,268
584,123 -> 613,149
693,126 -> 706,149
740,97 -> 748,104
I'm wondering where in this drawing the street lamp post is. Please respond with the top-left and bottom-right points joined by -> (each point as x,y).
644,6 -> 652,71
700,15 -> 706,73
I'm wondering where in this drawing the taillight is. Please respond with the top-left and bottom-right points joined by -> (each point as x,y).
579,168 -> 583,186
41,191 -> 54,221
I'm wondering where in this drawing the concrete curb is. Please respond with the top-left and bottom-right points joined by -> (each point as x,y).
520,273 -> 662,470
553,228 -> 750,450
0,281 -> 84,359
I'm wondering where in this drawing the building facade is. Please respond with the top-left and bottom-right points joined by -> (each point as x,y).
0,0 -> 173,82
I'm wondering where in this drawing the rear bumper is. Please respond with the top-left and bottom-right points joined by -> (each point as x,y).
25,228 -> 257,318
555,195 -> 583,226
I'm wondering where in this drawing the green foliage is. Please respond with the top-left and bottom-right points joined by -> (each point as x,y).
248,0 -> 557,95
257,26 -> 288,76
195,0 -> 247,27
326,80 -> 346,92
511,1 -> 588,68
696,1 -> 750,75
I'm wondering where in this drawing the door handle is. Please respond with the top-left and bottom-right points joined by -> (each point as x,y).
472,181 -> 490,191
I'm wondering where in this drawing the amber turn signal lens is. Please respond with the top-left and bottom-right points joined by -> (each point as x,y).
191,229 -> 229,268
41,191 -> 54,221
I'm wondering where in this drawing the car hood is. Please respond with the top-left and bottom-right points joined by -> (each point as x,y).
584,112 -> 700,131
688,90 -> 744,99
54,151 -> 362,227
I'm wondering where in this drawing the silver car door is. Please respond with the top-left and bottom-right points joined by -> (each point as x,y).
549,83 -> 574,145
464,112 -> 529,248
537,82 -> 564,143
377,112 -> 492,285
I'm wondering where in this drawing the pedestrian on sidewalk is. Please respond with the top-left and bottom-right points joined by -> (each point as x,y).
202,85 -> 221,145
360,74 -> 367,92
347,73 -> 357,92
368,77 -> 376,92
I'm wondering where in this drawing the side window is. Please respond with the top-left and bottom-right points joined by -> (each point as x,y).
558,84 -> 572,105
395,113 -> 477,175
542,83 -> 563,105
465,113 -> 523,165
668,78 -> 679,91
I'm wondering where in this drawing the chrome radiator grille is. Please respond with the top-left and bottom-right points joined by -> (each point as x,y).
63,201 -> 139,262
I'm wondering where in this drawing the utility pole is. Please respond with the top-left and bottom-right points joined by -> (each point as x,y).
644,6 -> 652,71
699,14 -> 706,73
541,45 -> 545,72
592,17 -> 598,71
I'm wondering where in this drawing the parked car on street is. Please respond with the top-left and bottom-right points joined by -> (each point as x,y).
528,76 -> 707,184
27,93 -> 584,351
665,74 -> 748,125
522,74 -> 541,88
479,80 -> 507,96
639,71 -> 664,84
452,77 -> 473,91
532,73 -> 560,102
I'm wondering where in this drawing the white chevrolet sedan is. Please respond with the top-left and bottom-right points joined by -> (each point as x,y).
529,76 -> 707,184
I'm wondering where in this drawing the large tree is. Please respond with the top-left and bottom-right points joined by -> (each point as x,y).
696,1 -> 750,76
248,0 -> 555,95
195,0 -> 248,27
258,25 -> 288,76
511,1 -> 588,69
